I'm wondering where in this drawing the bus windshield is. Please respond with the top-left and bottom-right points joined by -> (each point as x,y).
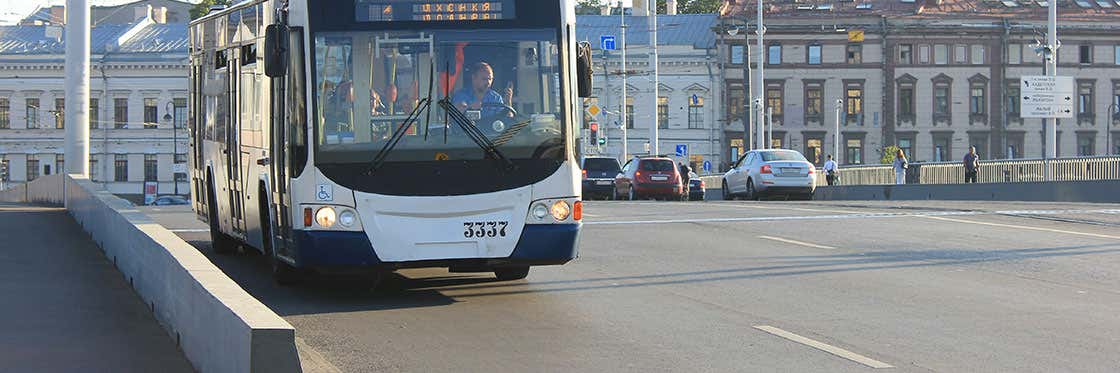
313,29 -> 565,165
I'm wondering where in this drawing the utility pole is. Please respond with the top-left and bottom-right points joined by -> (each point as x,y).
766,106 -> 773,149
619,1 -> 628,161
65,0 -> 91,182
1044,0 -> 1057,180
755,0 -> 766,150
647,0 -> 659,155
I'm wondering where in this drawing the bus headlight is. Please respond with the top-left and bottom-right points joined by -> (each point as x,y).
338,210 -> 356,228
315,207 -> 336,228
531,203 -> 549,220
550,200 -> 571,221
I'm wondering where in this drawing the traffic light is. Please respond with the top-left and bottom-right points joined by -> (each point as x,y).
589,122 -> 599,145
0,161 -> 7,181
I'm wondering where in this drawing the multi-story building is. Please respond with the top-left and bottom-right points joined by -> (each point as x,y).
719,0 -> 1120,167
0,8 -> 188,196
577,12 -> 724,172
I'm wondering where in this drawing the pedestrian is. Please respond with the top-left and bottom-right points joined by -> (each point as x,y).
823,155 -> 838,186
963,146 -> 980,183
893,148 -> 908,185
678,161 -> 691,198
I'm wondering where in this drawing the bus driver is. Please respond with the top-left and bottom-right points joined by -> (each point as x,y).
452,61 -> 514,118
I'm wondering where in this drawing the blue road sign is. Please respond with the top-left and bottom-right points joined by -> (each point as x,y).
703,160 -> 712,172
675,144 -> 688,157
600,35 -> 616,51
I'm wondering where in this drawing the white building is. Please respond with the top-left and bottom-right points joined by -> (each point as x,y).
577,13 -> 723,173
0,9 -> 188,196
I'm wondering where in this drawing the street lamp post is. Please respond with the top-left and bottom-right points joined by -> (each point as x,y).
162,102 -> 178,195
834,99 -> 842,164
727,25 -> 751,156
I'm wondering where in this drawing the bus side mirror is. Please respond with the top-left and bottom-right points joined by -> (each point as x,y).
264,24 -> 289,78
576,41 -> 593,98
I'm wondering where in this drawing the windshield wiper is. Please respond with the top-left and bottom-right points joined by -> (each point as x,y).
437,97 -> 515,170
367,62 -> 438,175
365,97 -> 432,175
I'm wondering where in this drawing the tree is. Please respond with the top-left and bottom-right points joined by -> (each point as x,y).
191,0 -> 232,20
657,0 -> 722,14
881,146 -> 901,165
577,0 -> 606,15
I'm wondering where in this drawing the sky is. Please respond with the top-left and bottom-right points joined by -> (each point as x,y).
0,0 -> 200,25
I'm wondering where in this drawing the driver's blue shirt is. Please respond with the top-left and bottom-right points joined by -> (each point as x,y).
451,88 -> 505,118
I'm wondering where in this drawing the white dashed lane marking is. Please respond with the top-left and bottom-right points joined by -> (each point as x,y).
758,235 -> 836,249
753,325 -> 894,369
584,209 -> 1120,226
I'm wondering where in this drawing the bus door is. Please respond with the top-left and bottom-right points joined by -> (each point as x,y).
269,62 -> 293,257
226,46 -> 246,235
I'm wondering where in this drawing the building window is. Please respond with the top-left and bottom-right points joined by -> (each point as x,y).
625,97 -> 634,129
805,138 -> 823,165
53,98 -> 65,129
114,98 -> 128,128
919,45 -> 930,64
1079,45 -> 1092,64
1115,45 -> 1120,65
768,44 -> 781,65
954,44 -> 967,64
1077,133 -> 1095,156
688,97 -> 704,129
898,137 -> 914,160
933,134 -> 951,162
727,86 -> 743,122
933,79 -> 951,117
846,138 -> 863,165
143,98 -> 158,129
970,85 -> 986,115
1078,81 -> 1094,115
1007,133 -> 1024,159
898,44 -> 912,64
808,45 -> 821,65
766,86 -> 783,116
969,133 -> 989,156
970,45 -> 985,65
26,98 -> 40,128
899,86 -> 915,116
55,154 -> 64,175
173,98 -> 188,129
934,44 -> 948,65
114,154 -> 128,182
89,98 -> 99,130
730,45 -> 744,65
1009,44 -> 1022,65
805,83 -> 822,119
657,96 -> 668,129
175,154 -> 188,183
26,155 -> 39,181
846,44 -> 862,64
0,98 -> 8,129
144,154 -> 158,181
89,158 -> 98,182
1007,85 -> 1021,116
845,85 -> 863,124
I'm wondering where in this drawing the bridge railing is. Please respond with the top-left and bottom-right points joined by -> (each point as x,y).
825,156 -> 1120,185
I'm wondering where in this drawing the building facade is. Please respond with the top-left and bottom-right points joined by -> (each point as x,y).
719,0 -> 1120,167
577,13 -> 724,172
0,10 -> 188,195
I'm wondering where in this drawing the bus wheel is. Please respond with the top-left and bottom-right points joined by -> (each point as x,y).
207,183 -> 236,255
494,266 -> 530,281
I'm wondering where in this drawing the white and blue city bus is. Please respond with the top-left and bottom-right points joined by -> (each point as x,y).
188,0 -> 592,284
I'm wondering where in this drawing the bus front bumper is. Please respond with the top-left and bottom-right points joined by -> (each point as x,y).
292,224 -> 580,272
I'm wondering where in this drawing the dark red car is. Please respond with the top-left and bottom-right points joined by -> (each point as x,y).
613,157 -> 683,200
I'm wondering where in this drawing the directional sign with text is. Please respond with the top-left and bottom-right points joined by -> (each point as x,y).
1020,76 -> 1074,119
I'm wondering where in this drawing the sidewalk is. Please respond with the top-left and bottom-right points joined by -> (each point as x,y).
0,203 -> 193,372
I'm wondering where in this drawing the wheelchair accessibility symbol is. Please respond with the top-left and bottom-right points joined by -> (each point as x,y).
316,184 -> 333,201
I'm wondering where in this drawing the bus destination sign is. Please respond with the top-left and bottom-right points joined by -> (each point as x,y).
356,0 -> 514,22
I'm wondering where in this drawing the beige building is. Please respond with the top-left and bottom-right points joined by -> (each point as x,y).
719,0 -> 1120,167
0,8 -> 188,196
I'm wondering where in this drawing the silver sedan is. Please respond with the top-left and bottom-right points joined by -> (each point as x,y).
722,149 -> 817,200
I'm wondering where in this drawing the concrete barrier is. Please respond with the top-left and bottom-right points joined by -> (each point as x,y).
35,175 -> 301,373
813,179 -> 1120,204
0,174 -> 65,204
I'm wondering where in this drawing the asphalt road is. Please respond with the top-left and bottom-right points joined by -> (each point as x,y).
143,200 -> 1120,373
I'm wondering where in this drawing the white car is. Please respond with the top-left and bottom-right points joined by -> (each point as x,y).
722,149 -> 816,200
